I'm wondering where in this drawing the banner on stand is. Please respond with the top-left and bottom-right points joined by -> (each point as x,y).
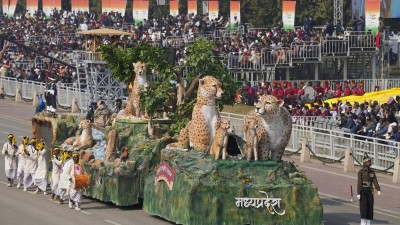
188,0 -> 197,15
26,0 -> 38,16
208,1 -> 218,20
230,1 -> 240,31
133,0 -> 149,25
3,0 -> 18,17
110,0 -> 127,16
365,0 -> 380,34
170,0 -> 179,16
202,1 -> 208,14
42,0 -> 61,18
71,0 -> 89,13
282,1 -> 296,30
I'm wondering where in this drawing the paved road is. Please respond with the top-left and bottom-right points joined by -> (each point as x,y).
1,99 -> 400,225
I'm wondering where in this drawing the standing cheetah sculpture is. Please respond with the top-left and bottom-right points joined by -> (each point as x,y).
243,95 -> 292,161
125,61 -> 148,118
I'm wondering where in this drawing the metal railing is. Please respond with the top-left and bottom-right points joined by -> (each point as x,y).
220,112 -> 398,172
286,124 -> 398,172
0,77 -> 87,108
290,42 -> 321,63
260,47 -> 291,67
165,36 -> 195,48
320,38 -> 348,57
227,52 -> 262,70
348,33 -> 376,51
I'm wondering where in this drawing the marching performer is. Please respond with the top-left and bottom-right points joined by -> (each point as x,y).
58,149 -> 73,204
16,136 -> 29,188
23,138 -> 38,192
69,152 -> 86,210
51,146 -> 62,200
2,134 -> 18,187
34,141 -> 48,195
357,153 -> 381,225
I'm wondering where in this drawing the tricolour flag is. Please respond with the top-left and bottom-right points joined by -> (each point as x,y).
282,1 -> 296,30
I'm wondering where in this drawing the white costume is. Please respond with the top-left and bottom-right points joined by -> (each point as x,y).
34,148 -> 48,193
16,143 -> 28,187
23,145 -> 38,191
69,163 -> 84,210
2,142 -> 18,183
58,158 -> 73,201
51,155 -> 62,196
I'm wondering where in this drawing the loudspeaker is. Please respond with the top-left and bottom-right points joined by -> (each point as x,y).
166,47 -> 177,64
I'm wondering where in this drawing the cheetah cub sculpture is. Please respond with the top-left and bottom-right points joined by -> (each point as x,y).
210,119 -> 230,160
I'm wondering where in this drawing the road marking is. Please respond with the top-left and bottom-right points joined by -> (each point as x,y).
104,220 -> 122,225
319,192 -> 400,219
80,210 -> 91,215
0,181 -> 8,185
300,165 -> 400,190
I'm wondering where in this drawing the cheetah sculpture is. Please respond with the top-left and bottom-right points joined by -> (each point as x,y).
125,61 -> 149,118
243,95 -> 292,161
169,76 -> 223,153
62,119 -> 94,151
209,119 -> 230,160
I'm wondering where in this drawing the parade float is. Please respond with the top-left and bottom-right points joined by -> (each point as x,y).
32,39 -> 323,224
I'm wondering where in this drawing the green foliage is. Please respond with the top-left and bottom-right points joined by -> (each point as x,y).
169,38 -> 240,134
101,42 -> 175,85
139,81 -> 171,117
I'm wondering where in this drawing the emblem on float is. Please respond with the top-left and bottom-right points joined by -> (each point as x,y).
235,191 -> 286,215
155,162 -> 176,190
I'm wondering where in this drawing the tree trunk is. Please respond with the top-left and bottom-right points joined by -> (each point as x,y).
184,74 -> 202,102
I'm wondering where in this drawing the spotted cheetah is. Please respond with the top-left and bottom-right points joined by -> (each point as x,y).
176,83 -> 185,106
125,61 -> 148,118
244,114 -> 259,161
63,119 -> 94,151
210,119 -> 230,160
170,76 -> 223,153
244,95 -> 292,161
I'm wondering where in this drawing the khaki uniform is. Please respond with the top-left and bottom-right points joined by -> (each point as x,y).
357,166 -> 380,220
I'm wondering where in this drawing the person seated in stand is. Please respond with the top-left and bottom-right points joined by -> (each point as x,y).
375,119 -> 389,139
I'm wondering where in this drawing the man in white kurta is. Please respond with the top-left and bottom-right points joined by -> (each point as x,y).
58,151 -> 73,204
2,134 -> 18,187
23,138 -> 38,192
16,137 -> 29,189
51,147 -> 62,200
34,142 -> 48,195
69,152 -> 85,210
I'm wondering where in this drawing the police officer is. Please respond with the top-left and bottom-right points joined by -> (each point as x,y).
357,153 -> 381,225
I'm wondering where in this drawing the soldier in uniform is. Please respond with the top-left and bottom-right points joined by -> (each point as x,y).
351,81 -> 358,95
357,81 -> 365,96
333,81 -> 342,98
343,81 -> 351,96
323,81 -> 331,98
357,153 -> 381,225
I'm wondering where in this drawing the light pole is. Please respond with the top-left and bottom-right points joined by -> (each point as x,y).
156,0 -> 165,47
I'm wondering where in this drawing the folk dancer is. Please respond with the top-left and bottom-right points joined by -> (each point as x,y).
2,134 -> 18,187
51,146 -> 62,201
16,136 -> 29,188
69,152 -> 85,210
357,153 -> 381,225
23,138 -> 38,191
58,149 -> 73,204
34,141 -> 48,195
